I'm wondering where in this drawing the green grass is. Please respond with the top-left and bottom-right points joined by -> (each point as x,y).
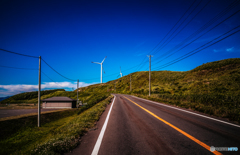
0,95 -> 113,155
136,94 -> 240,123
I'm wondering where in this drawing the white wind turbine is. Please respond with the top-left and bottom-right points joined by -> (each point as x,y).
92,56 -> 107,83
117,67 -> 123,78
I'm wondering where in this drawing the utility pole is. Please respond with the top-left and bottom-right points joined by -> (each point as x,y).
101,64 -> 103,83
130,74 -> 132,92
147,55 -> 153,96
38,56 -> 41,127
115,81 -> 116,93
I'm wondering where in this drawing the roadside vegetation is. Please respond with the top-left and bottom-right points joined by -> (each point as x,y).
0,94 -> 112,155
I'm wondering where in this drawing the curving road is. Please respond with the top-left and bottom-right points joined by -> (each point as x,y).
67,94 -> 240,155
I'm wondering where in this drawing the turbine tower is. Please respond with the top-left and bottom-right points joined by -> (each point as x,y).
117,67 -> 123,78
92,56 -> 107,83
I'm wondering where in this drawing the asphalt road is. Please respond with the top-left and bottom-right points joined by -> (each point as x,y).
0,108 -> 63,118
67,94 -> 240,155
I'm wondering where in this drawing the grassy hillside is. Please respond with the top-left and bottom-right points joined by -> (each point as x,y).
78,58 -> 240,96
76,58 -> 240,123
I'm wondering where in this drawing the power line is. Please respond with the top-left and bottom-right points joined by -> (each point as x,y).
152,1 -> 239,67
153,25 -> 240,70
0,48 -> 38,58
154,26 -> 240,70
0,65 -> 38,70
80,64 -> 140,81
135,0 -> 199,72
152,0 -> 203,54
152,0 -> 210,56
152,9 -> 240,67
41,71 -> 63,87
151,0 -> 197,55
41,58 -> 77,81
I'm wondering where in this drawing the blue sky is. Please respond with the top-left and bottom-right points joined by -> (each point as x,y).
0,0 -> 240,97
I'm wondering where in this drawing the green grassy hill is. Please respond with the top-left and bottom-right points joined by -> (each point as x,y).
76,58 -> 240,123
79,58 -> 240,96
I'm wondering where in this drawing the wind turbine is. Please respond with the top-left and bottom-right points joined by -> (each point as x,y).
117,67 -> 123,78
92,56 -> 107,83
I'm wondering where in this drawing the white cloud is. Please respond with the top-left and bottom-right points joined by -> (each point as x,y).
0,81 -> 95,97
226,47 -> 234,52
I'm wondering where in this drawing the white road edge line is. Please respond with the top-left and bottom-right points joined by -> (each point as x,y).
130,95 -> 240,128
91,95 -> 116,155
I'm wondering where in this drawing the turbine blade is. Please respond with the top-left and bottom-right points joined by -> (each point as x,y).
101,56 -> 107,63
92,62 -> 101,64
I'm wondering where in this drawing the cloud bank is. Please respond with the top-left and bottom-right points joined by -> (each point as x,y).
0,81 -> 95,97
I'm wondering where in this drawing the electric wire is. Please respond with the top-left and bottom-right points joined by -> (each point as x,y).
157,0 -> 239,59
151,0 -> 240,67
41,71 -> 63,87
153,25 -> 240,70
80,64 -> 140,81
0,48 -> 38,58
41,58 -> 77,81
152,0 -> 211,56
134,0 -> 198,72
154,25 -> 240,69
154,29 -> 240,70
141,1 -> 206,71
136,0 -> 205,72
151,0 -> 204,55
152,9 -> 240,67
0,65 -> 38,70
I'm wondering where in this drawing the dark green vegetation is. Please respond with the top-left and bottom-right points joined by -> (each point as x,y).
0,94 -> 112,155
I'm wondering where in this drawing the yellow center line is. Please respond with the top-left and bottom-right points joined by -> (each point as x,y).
123,96 -> 222,155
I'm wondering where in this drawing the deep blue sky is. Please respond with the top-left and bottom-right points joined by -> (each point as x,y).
0,0 -> 240,97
